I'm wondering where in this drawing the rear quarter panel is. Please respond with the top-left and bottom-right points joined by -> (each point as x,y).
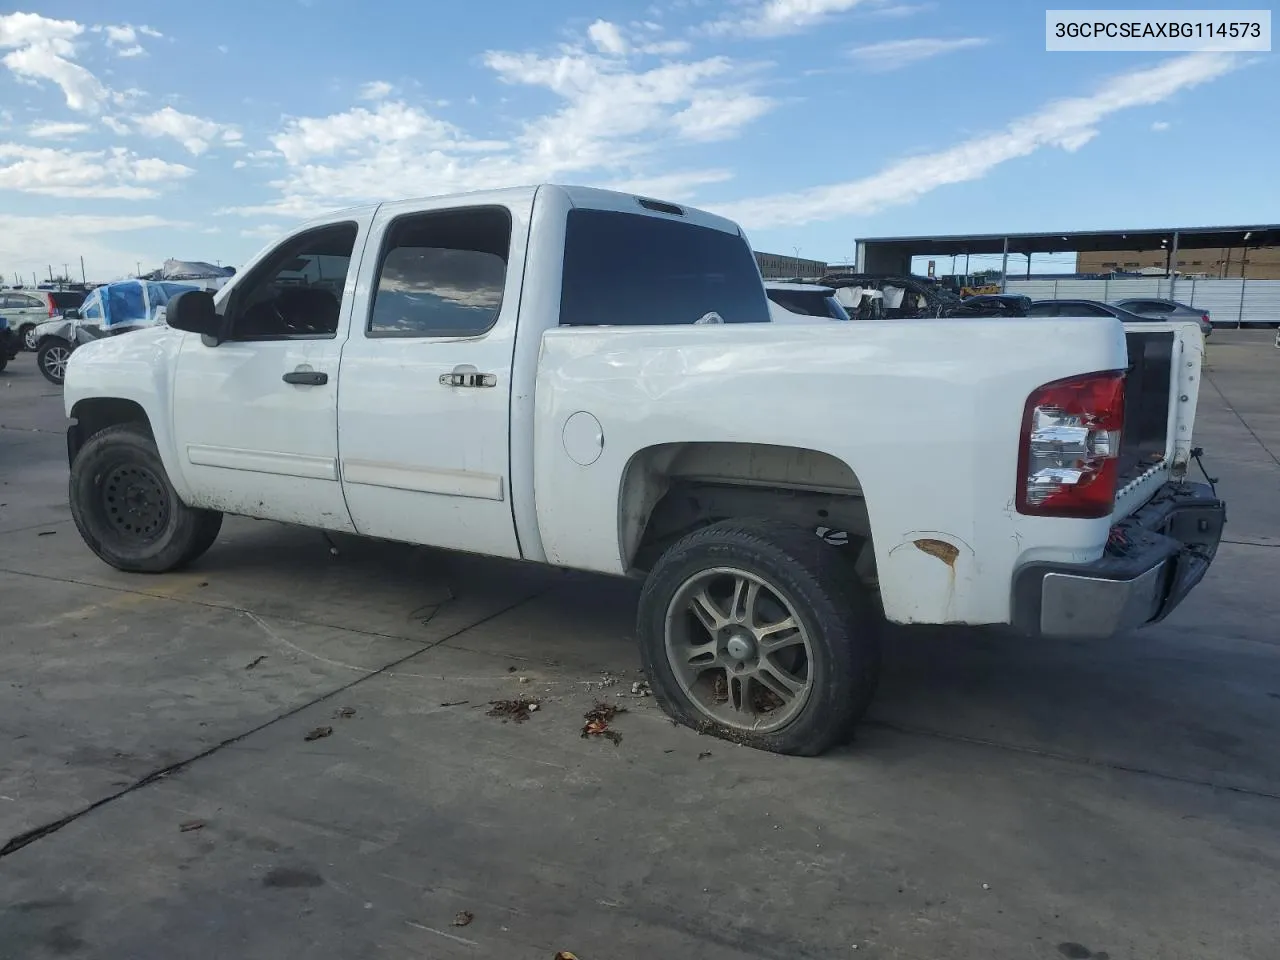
533,316 -> 1130,627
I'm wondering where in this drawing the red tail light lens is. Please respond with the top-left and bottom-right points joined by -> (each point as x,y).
1017,371 -> 1125,519
47,297 -> 56,317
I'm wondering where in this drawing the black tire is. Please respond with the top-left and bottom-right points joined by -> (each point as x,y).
37,338 -> 72,385
20,324 -> 38,352
637,518 -> 881,757
0,353 -> 7,373
69,423 -> 224,573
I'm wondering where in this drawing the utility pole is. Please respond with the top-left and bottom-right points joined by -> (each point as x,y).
80,256 -> 86,284
48,265 -> 54,282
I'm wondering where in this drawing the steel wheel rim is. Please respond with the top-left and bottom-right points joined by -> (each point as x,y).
43,345 -> 70,380
101,463 -> 170,543
23,327 -> 38,350
664,566 -> 814,734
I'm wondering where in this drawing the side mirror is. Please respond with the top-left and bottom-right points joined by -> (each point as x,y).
63,309 -> 80,320
166,290 -> 224,343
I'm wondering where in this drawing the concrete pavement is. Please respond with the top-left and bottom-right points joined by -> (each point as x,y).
1,333 -> 1278,960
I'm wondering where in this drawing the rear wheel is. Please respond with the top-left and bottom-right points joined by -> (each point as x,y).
37,338 -> 72,385
21,324 -> 39,351
637,518 -> 881,756
69,423 -> 224,573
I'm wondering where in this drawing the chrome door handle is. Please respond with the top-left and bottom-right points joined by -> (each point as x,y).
439,371 -> 496,388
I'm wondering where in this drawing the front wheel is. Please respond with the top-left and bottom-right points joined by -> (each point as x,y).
637,518 -> 881,757
37,338 -> 73,385
69,423 -> 224,573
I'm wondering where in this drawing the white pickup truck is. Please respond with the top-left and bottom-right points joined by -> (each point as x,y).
61,184 -> 1225,756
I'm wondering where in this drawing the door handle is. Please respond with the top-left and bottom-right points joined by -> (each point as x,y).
283,370 -> 328,386
439,369 -> 497,388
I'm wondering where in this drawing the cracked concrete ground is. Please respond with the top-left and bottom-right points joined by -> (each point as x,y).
1,332 -> 1278,960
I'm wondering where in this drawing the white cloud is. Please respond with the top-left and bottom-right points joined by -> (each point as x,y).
1151,120 -> 1171,132
604,168 -> 735,199
133,106 -> 241,155
847,37 -> 989,71
485,47 -> 773,171
0,213 -> 182,282
97,23 -> 162,57
716,53 -> 1241,229
863,1 -> 934,17
269,100 -> 484,165
229,34 -> 772,220
27,120 -> 91,139
102,115 -> 130,135
588,19 -> 629,56
358,80 -> 393,100
0,13 -> 108,113
705,0 -> 872,38
0,143 -> 193,199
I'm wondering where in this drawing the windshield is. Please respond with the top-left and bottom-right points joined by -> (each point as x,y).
49,291 -> 85,310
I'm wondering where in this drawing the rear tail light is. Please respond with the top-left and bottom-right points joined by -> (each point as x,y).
47,297 -> 56,317
1017,371 -> 1125,519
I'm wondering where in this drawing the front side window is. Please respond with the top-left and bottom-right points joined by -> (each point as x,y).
227,222 -> 357,340
368,207 -> 511,338
1028,302 -> 1058,317
559,209 -> 770,327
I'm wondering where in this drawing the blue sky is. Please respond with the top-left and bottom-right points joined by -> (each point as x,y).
0,1 -> 1274,281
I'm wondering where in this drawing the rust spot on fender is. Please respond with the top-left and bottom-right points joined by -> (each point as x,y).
913,538 -> 959,567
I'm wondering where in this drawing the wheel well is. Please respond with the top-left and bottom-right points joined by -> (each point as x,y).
68,398 -> 153,463
621,442 -> 874,577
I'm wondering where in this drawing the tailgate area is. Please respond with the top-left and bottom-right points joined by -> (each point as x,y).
1118,329 -> 1175,487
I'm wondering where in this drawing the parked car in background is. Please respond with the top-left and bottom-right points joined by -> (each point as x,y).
764,282 -> 850,323
1028,298 -> 1190,331
0,288 -> 86,350
1111,298 -> 1213,337
0,317 -> 20,372
33,279 -> 198,385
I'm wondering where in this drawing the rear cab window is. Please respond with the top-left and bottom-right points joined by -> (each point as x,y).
559,209 -> 769,327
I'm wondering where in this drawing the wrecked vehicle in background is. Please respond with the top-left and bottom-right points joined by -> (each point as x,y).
34,279 -> 199,385
819,273 -> 963,319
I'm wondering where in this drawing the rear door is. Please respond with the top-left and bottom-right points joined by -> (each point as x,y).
335,191 -> 533,559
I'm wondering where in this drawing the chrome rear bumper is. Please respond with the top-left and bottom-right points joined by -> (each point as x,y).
1012,481 -> 1226,640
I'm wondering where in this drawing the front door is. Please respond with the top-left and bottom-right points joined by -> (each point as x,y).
336,194 -> 530,558
171,218 -> 371,530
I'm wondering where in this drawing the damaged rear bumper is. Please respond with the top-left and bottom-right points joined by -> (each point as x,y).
1012,481 -> 1226,640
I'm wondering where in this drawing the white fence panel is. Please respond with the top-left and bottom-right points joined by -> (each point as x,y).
1004,280 -> 1059,299
1240,281 -> 1280,324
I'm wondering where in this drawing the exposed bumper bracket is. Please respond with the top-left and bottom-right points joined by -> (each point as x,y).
1012,481 -> 1226,640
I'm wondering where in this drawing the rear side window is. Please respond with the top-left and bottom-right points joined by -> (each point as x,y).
369,206 -> 510,338
559,209 -> 770,326
1028,303 -> 1058,317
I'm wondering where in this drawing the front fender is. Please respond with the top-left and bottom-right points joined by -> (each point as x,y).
63,326 -> 191,501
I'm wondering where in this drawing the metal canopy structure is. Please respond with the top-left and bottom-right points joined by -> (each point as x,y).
855,224 -> 1280,280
